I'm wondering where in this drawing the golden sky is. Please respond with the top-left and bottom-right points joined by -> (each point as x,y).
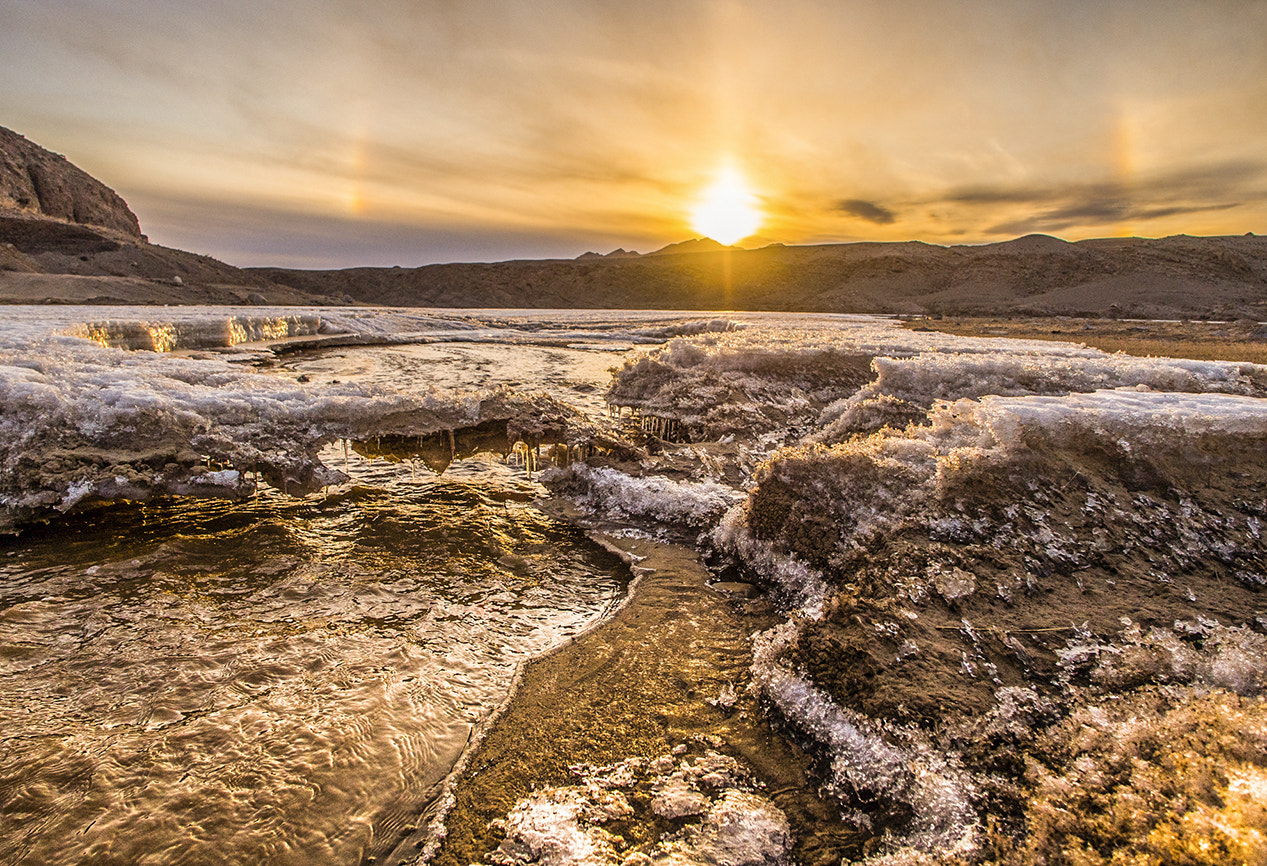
3,0 -> 1266,267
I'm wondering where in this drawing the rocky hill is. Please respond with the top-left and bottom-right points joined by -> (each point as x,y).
0,126 -> 334,305
2,126 -> 1265,317
0,126 -> 141,238
254,233 -> 1267,320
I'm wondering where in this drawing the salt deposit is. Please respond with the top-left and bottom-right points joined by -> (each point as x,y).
4,305 -> 1267,865
542,464 -> 744,532
0,308 -> 606,529
488,749 -> 791,866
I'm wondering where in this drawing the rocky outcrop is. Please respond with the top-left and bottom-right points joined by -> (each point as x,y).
0,126 -> 142,238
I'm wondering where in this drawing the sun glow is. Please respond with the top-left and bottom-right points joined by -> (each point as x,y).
689,166 -> 762,245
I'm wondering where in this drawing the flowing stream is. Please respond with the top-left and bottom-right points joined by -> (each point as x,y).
0,336 -> 635,866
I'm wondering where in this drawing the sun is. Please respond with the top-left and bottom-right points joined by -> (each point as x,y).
689,165 -> 762,246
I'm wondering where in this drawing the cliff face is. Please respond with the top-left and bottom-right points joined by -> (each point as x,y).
0,126 -> 142,238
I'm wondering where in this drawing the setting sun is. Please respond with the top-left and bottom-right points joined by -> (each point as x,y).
689,166 -> 762,246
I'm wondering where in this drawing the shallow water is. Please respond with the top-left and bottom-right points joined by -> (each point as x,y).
0,483 -> 627,866
0,333 -> 642,866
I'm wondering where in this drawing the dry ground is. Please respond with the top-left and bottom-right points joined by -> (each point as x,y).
905,316 -> 1267,364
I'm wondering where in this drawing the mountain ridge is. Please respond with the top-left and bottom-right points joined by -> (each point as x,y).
1,127 -> 1265,318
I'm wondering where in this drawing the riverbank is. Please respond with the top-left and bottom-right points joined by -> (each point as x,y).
421,524 -> 857,866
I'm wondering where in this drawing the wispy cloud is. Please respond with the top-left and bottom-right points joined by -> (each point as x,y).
935,161 -> 1267,236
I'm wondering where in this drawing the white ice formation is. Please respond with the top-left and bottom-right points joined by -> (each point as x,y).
688,329 -> 1267,862
603,321 -> 1267,443
750,623 -> 980,861
543,464 -> 745,532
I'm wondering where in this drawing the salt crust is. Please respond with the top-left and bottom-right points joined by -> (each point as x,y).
819,350 -> 1266,442
541,464 -> 744,531
749,622 -> 980,861
603,320 -> 1266,444
0,308 -> 607,527
488,750 -> 790,866
716,389 -> 1267,861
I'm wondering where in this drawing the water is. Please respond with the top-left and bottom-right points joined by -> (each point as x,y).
3,307 -> 1265,866
0,330 -> 639,866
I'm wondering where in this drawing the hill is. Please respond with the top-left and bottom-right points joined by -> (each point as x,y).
0,126 -> 333,305
2,126 -> 1265,317
253,233 -> 1267,320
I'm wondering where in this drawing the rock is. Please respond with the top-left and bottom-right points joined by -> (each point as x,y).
0,126 -> 142,237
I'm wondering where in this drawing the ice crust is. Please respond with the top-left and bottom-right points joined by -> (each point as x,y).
70,314 -> 327,351
712,385 -> 1267,860
750,622 -> 979,860
818,351 -> 1267,441
602,320 -> 1267,443
720,390 -> 1267,568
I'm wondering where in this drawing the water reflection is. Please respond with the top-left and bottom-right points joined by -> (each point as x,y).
0,483 -> 627,865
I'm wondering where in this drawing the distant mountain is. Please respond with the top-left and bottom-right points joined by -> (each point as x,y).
2,127 -> 1265,317
648,237 -> 738,256
575,248 -> 640,260
253,233 -> 1267,320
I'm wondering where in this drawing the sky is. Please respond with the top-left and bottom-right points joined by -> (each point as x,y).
2,0 -> 1266,268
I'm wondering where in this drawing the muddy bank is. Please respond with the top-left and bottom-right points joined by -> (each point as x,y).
711,394 -> 1267,863
423,528 -> 858,866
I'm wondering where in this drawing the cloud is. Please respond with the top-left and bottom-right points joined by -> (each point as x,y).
127,191 -> 649,268
985,202 -> 1241,238
837,199 -> 897,224
936,160 -> 1267,236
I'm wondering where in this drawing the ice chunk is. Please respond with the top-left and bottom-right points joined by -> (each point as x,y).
489,787 -> 617,866
656,790 -> 790,866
